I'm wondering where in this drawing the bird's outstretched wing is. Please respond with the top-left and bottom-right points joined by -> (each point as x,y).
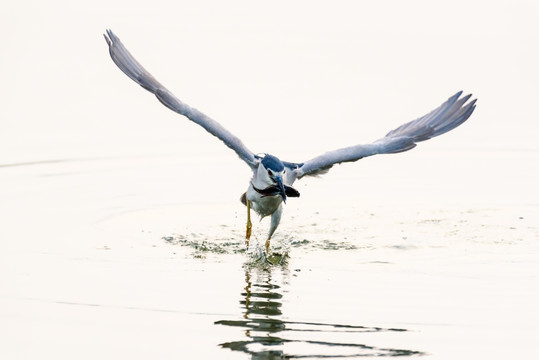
295,91 -> 476,178
103,29 -> 258,168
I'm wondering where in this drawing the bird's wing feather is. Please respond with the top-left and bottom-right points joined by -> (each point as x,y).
295,91 -> 476,178
104,30 -> 258,168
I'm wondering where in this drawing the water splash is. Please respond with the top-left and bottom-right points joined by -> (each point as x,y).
163,232 -> 293,266
162,233 -> 245,255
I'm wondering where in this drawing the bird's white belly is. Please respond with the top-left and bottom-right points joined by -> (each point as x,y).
246,186 -> 282,218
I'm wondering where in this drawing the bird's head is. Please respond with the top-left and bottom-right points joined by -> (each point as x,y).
258,154 -> 287,203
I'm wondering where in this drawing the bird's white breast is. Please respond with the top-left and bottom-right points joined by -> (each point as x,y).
246,184 -> 282,218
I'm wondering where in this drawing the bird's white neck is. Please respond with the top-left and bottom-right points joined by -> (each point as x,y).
251,165 -> 274,189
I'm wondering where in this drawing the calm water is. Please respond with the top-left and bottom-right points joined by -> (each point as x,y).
1,152 -> 538,359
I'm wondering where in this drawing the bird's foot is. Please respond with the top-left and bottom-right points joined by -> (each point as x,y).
265,239 -> 271,254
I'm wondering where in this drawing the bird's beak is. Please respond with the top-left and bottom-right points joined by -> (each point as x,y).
274,175 -> 287,203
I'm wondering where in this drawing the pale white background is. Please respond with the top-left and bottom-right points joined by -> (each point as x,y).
1,1 -> 538,359
1,0 -> 538,205
1,0 -> 538,156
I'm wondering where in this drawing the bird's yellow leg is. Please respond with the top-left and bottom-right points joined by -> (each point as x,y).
265,238 -> 271,254
245,199 -> 252,248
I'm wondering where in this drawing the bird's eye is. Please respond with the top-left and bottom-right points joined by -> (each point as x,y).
283,169 -> 286,174
267,169 -> 272,176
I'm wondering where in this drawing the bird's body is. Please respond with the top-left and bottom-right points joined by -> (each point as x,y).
240,154 -> 300,250
104,30 -> 477,252
246,182 -> 283,218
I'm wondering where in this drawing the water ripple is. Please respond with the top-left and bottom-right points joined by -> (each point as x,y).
215,265 -> 424,358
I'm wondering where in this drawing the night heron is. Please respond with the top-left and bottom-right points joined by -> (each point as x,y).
104,30 -> 476,253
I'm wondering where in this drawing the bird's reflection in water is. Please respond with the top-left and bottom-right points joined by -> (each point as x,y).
215,263 -> 423,359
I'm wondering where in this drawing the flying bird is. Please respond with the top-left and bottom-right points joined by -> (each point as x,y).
104,30 -> 476,253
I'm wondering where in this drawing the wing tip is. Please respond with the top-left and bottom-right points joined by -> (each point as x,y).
103,33 -> 111,46
103,29 -> 118,46
456,91 -> 477,105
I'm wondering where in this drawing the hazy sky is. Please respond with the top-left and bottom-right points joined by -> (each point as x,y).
1,0 -> 538,165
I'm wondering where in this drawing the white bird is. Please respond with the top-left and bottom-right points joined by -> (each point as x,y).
104,30 -> 477,253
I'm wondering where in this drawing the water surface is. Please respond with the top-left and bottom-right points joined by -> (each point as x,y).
1,153 -> 538,359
